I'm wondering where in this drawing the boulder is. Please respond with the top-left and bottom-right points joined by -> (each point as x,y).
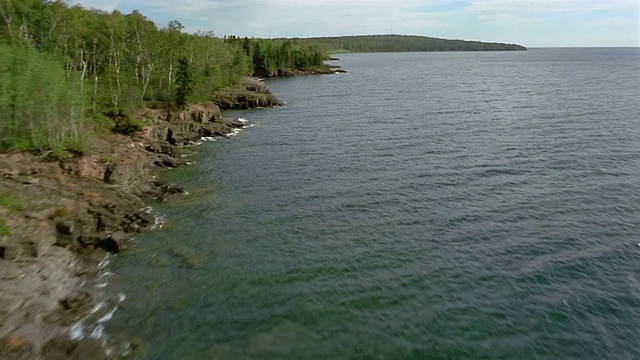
95,237 -> 118,254
154,155 -> 188,168
145,143 -> 180,158
0,240 -> 21,260
103,156 -> 148,186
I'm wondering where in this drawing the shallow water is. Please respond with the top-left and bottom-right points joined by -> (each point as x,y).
106,48 -> 640,359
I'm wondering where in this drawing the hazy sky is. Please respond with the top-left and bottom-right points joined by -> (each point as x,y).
71,0 -> 640,47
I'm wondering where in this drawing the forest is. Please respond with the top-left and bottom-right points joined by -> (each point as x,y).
287,35 -> 527,53
0,0 -> 326,156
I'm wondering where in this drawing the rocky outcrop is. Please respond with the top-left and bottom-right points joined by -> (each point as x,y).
212,77 -> 283,110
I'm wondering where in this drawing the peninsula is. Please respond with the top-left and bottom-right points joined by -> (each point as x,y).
278,34 -> 527,53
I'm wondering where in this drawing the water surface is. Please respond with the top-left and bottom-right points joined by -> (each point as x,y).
107,48 -> 640,359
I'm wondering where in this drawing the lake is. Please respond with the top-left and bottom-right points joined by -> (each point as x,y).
104,48 -> 640,359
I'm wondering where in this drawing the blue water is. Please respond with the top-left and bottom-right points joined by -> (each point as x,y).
106,48 -> 640,359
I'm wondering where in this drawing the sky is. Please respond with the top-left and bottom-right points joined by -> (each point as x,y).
70,0 -> 640,47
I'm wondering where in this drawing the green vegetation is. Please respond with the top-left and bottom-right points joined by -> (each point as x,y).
174,57 -> 194,109
0,220 -> 9,236
0,187 -> 25,212
0,186 -> 25,236
0,43 -> 88,155
287,35 -> 527,53
225,36 -> 326,77
0,1 -> 328,156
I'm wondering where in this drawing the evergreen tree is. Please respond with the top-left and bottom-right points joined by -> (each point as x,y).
174,57 -> 192,109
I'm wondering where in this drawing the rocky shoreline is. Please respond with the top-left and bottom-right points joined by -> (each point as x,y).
0,77 -> 283,359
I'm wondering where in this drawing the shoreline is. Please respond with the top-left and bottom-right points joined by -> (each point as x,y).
0,77 -> 288,359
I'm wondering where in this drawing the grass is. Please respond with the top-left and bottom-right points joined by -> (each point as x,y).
0,219 -> 9,236
0,186 -> 26,236
0,187 -> 25,212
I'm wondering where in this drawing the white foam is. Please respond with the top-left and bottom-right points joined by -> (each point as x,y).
98,257 -> 110,269
238,118 -> 249,124
151,214 -> 167,230
196,137 -> 217,145
90,324 -> 104,338
97,306 -> 118,323
90,301 -> 107,315
70,322 -> 84,340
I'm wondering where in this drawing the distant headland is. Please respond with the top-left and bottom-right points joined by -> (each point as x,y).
277,34 -> 527,53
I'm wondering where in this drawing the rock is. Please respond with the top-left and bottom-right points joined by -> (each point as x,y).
41,337 -> 77,360
212,77 -> 283,110
22,240 -> 39,258
77,232 -> 102,247
108,230 -> 129,244
56,220 -> 77,247
154,155 -> 188,168
59,156 -> 108,181
0,336 -> 35,360
55,234 -> 73,248
136,211 -> 155,225
94,210 -> 119,232
177,104 -> 222,123
0,298 -> 24,316
95,237 -> 118,254
73,338 -> 106,360
166,128 -> 176,145
55,221 -> 73,235
54,292 -> 94,325
145,143 -> 180,158
41,337 -> 105,360
0,240 -> 22,260
103,156 -> 148,186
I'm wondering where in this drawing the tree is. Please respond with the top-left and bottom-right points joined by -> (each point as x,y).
173,57 -> 192,109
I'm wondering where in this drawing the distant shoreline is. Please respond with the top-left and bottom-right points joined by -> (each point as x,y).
274,34 -> 527,53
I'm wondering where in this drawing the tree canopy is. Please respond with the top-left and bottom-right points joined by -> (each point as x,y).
0,0 -> 328,156
284,35 -> 527,53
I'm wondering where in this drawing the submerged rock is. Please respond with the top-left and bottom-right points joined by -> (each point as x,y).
41,337 -> 106,360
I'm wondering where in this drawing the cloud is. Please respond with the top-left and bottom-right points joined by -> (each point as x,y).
464,0 -> 640,24
70,0 -> 640,46
72,0 -> 455,34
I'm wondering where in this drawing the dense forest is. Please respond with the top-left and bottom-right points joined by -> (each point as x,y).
0,0 -> 326,156
287,35 -> 527,53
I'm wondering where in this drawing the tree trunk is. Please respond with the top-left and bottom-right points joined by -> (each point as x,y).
0,0 -> 13,40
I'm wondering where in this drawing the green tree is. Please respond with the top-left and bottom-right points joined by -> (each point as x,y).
174,57 -> 192,109
0,43 -> 89,156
